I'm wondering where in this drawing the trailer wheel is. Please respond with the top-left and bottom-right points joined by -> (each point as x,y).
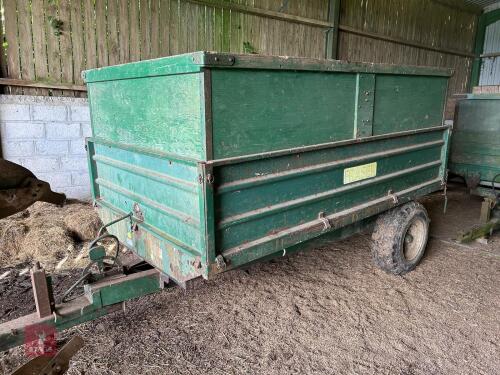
371,201 -> 430,275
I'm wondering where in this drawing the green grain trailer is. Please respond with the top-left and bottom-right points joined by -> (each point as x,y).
449,93 -> 500,237
84,52 -> 451,282
450,93 -> 500,189
0,52 -> 452,352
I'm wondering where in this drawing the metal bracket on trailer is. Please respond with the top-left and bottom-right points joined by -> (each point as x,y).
318,212 -> 331,230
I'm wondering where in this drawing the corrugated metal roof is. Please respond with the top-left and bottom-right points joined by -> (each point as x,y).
463,0 -> 500,8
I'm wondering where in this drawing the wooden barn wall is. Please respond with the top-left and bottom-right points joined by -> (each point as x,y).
338,0 -> 478,96
0,0 -> 478,98
0,0 -> 329,96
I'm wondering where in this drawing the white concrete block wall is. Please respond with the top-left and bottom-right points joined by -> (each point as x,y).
0,95 -> 92,200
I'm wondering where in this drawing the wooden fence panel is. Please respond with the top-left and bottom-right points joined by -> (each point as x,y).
0,0 -> 479,97
338,0 -> 478,95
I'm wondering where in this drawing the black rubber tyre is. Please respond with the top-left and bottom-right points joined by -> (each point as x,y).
371,201 -> 430,275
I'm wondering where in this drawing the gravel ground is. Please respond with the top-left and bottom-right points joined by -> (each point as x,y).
1,185 -> 499,375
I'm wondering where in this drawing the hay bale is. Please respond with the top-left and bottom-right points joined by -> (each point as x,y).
64,207 -> 101,241
0,221 -> 28,263
20,226 -> 74,266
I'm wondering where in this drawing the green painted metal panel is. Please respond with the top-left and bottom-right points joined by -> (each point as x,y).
87,73 -> 206,160
213,129 -> 446,258
84,52 -> 450,283
211,69 -> 357,158
450,95 -> 500,183
87,139 -> 206,282
354,73 -> 375,138
87,272 -> 162,308
373,75 -> 449,135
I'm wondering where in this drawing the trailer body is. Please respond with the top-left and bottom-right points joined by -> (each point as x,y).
84,52 -> 451,284
449,93 -> 500,187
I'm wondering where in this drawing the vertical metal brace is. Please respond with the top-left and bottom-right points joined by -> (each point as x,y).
354,73 -> 375,138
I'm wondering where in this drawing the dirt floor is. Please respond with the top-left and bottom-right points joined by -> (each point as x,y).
0,184 -> 499,375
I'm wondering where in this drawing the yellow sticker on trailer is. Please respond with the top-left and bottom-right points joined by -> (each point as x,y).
344,162 -> 377,184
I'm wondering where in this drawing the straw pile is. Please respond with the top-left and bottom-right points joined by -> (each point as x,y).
0,201 -> 102,270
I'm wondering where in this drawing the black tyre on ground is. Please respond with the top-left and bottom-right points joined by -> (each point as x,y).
371,201 -> 430,275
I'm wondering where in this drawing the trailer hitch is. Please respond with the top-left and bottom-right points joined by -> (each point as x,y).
0,214 -> 166,352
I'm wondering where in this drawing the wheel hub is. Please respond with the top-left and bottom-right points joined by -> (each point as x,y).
403,218 -> 426,261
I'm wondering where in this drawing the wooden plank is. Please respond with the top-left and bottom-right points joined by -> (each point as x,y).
118,0 -> 130,63
296,2 -> 306,57
70,0 -> 85,86
0,77 -> 87,91
197,3 -> 206,51
326,0 -> 340,59
83,0 -> 98,69
205,4 -> 215,51
178,0 -> 188,53
44,0 -> 63,96
185,0 -> 333,28
59,0 -> 74,96
107,0 -> 119,65
150,0 -> 160,58
222,7 -> 231,52
213,5 -> 222,52
159,0 -> 171,56
230,1 -> 240,53
3,0 -> 21,94
31,0 -> 49,95
95,0 -> 108,67
186,1 -> 197,52
169,0 -> 179,55
129,0 -> 141,61
17,0 -> 37,95
140,0 -> 151,59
